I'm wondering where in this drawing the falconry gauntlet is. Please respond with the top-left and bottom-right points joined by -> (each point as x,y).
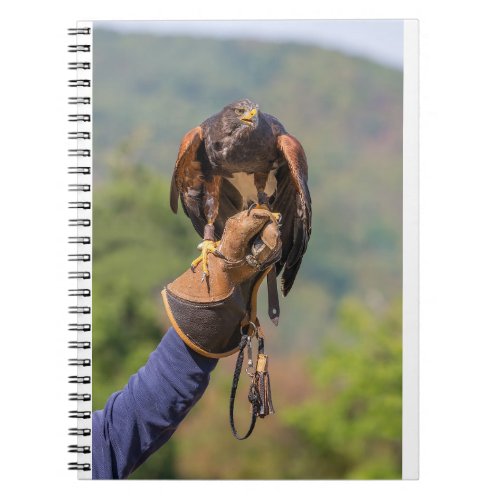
162,208 -> 282,358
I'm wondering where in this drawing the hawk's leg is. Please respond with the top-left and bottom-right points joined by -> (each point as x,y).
254,172 -> 270,208
190,175 -> 221,282
253,172 -> 281,223
190,238 -> 219,282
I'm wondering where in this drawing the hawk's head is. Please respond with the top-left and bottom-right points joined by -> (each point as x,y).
223,98 -> 260,130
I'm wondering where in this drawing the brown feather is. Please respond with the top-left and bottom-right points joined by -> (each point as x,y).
275,134 -> 312,296
170,180 -> 179,213
170,126 -> 204,215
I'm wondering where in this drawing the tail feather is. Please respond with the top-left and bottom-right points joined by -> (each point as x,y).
281,257 -> 303,297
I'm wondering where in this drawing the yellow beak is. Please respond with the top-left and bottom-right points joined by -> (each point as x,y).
241,108 -> 257,123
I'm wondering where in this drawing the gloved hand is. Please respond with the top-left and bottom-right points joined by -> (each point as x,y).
161,208 -> 282,358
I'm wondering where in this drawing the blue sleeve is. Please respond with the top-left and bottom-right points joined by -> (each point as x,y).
92,327 -> 218,479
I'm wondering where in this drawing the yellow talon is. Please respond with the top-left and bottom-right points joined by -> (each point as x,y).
190,254 -> 203,269
271,212 -> 281,222
251,203 -> 281,223
191,239 -> 220,280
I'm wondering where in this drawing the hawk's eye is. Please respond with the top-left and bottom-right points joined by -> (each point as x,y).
235,108 -> 245,115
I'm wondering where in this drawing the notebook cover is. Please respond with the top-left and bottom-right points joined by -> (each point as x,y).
68,19 -> 419,480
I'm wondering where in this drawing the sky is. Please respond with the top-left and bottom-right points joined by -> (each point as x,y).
96,20 -> 404,69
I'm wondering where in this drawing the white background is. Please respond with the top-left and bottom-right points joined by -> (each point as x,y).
1,0 -> 499,497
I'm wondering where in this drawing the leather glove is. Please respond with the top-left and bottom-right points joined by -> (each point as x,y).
161,208 -> 282,358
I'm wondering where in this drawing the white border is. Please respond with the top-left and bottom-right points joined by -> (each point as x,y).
402,19 -> 419,480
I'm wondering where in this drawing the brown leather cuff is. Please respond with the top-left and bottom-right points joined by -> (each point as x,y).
161,285 -> 246,358
161,269 -> 269,358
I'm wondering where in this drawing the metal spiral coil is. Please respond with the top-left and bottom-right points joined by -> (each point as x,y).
68,166 -> 91,175
69,428 -> 91,436
68,463 -> 91,471
69,393 -> 92,401
68,219 -> 91,227
69,376 -> 91,384
68,62 -> 91,70
68,236 -> 91,244
68,341 -> 91,349
68,44 -> 91,53
68,79 -> 91,87
69,201 -> 91,209
68,27 -> 91,35
69,411 -> 91,420
68,183 -> 90,192
68,270 -> 91,279
69,359 -> 91,367
68,323 -> 91,331
68,148 -> 91,157
68,114 -> 91,122
68,288 -> 91,297
68,132 -> 91,140
68,256 -> 91,264
68,307 -> 91,315
69,445 -> 91,454
69,310 -> 91,318
69,96 -> 91,105
68,23 -> 92,475
71,307 -> 91,315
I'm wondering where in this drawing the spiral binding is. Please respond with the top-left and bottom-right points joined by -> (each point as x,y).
68,23 -> 92,477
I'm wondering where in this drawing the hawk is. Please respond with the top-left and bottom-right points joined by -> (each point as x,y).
170,98 -> 312,297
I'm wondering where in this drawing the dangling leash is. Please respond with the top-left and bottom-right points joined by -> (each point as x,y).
229,320 -> 274,440
212,214 -> 281,440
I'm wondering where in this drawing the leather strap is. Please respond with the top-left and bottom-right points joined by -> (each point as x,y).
229,332 -> 258,440
229,327 -> 268,440
267,265 -> 280,325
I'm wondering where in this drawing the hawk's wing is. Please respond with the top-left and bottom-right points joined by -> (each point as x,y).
170,126 -> 243,239
170,126 -> 207,238
274,134 -> 312,296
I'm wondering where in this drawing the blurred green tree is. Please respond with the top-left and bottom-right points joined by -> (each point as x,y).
282,296 -> 402,478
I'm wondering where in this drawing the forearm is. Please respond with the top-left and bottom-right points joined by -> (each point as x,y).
92,327 -> 218,479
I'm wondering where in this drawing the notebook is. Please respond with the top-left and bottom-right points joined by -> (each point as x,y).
68,20 -> 419,480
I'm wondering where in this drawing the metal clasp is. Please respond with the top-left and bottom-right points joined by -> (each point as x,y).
243,321 -> 258,377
